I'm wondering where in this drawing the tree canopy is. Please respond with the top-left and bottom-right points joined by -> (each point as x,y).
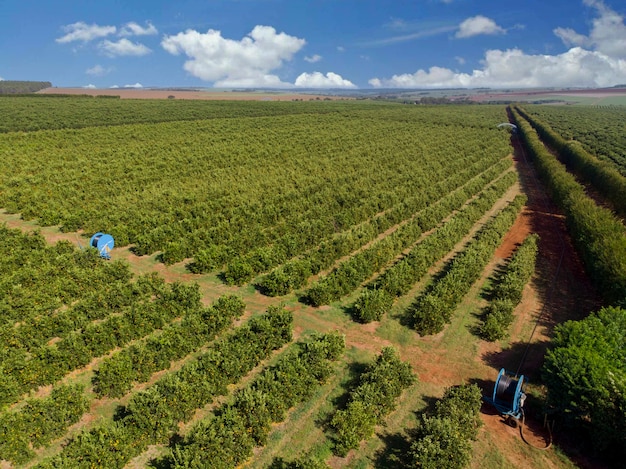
542,306 -> 626,460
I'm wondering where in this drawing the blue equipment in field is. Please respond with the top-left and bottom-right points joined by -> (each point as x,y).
484,368 -> 526,422
89,232 -> 114,259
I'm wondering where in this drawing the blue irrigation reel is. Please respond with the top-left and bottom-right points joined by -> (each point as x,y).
484,368 -> 526,424
89,232 -> 115,259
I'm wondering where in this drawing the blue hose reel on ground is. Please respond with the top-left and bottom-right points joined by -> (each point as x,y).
89,232 -> 114,259
484,368 -> 526,423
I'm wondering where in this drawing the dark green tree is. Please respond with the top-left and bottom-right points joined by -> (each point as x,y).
542,306 -> 626,459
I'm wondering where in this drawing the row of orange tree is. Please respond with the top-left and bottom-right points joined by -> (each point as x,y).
0,278 -> 200,407
0,102 -> 512,277
0,384 -> 89,465
329,347 -> 415,456
303,163 -> 516,307
0,96 -> 345,133
351,169 -> 517,323
480,233 -> 538,341
521,104 -> 626,175
35,307 -> 293,469
156,332 -> 345,468
257,158 -> 511,296
409,195 -> 526,335
511,106 -> 626,305
515,105 -> 626,219
0,226 -> 132,330
93,294 -> 246,398
223,149 -> 510,285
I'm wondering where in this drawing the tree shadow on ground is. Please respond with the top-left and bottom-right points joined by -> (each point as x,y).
481,339 -> 550,383
314,360 -> 369,431
372,395 -> 441,469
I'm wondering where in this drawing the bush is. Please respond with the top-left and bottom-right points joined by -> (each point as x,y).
330,347 -> 415,456
353,288 -> 393,323
409,384 -> 482,469
542,306 -> 626,460
224,259 -> 255,285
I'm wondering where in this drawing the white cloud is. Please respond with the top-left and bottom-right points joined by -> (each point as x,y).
369,47 -> 626,88
456,15 -> 505,39
124,83 -> 143,88
556,0 -> 626,59
455,56 -> 466,65
162,25 -> 305,87
57,22 -> 116,43
295,72 -> 356,88
86,64 -> 112,76
304,54 -> 322,63
110,85 -> 120,88
554,27 -> 588,47
337,46 -> 345,52
362,25 -> 457,46
370,1 -> 626,89
0,76 -> 4,81
119,21 -> 158,37
99,38 -> 151,57
83,84 -> 97,89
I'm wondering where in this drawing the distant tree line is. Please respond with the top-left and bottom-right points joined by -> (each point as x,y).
0,80 -> 51,94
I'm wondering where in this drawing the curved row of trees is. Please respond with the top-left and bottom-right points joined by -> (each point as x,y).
515,105 -> 626,219
512,106 -> 626,306
409,195 -> 526,335
480,233 -> 539,341
158,332 -> 345,468
35,307 -> 293,469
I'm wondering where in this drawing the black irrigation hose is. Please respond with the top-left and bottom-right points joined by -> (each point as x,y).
520,408 -> 553,450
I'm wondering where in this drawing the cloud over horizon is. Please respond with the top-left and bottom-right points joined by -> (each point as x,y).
162,25 -> 306,87
370,1 -> 626,89
57,20 -> 154,61
295,72 -> 356,88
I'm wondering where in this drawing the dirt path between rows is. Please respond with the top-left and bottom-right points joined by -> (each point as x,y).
470,129 -> 602,469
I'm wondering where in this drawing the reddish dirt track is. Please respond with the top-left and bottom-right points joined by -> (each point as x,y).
472,124 -> 604,469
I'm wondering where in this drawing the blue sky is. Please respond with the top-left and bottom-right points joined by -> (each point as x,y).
1,0 -> 625,89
